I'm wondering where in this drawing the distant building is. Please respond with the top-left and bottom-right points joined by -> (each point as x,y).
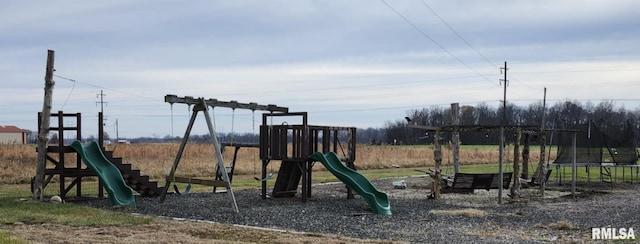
0,125 -> 27,144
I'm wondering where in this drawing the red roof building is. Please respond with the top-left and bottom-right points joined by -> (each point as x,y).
0,125 -> 27,144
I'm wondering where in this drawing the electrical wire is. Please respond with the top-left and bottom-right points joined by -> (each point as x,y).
419,0 -> 498,68
379,0 -> 496,86
53,74 -> 163,103
57,76 -> 76,110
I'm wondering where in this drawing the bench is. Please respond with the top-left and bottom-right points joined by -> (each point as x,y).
443,172 -> 513,193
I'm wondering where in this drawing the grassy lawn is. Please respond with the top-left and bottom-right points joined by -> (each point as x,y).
0,185 -> 152,243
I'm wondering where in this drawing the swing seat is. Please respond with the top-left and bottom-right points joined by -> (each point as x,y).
522,169 -> 552,187
173,183 -> 191,196
254,173 -> 273,182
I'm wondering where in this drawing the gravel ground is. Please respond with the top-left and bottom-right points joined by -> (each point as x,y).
77,176 -> 640,243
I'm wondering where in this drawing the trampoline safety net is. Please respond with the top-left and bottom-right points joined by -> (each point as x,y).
554,121 -> 638,165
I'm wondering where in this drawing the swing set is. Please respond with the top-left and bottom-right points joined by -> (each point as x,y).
159,95 -> 288,213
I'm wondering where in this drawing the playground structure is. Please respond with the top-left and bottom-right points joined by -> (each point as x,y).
35,93 -> 389,214
160,95 -> 390,214
409,122 -> 541,199
259,111 -> 358,202
409,104 -> 640,200
36,111 -> 161,205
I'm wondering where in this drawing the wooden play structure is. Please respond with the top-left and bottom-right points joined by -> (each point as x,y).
159,95 -> 360,212
36,111 -> 162,201
259,111 -> 357,202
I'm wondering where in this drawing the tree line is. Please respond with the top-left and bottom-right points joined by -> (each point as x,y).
372,100 -> 639,146
29,100 -> 639,146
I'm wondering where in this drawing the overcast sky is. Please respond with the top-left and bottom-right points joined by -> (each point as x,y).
3,1 -> 640,139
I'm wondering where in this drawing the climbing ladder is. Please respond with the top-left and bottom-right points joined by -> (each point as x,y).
600,165 -> 614,184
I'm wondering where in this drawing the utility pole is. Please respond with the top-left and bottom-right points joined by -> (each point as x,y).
498,61 -> 508,204
35,50 -> 55,201
115,119 -> 119,142
96,90 -> 107,115
97,90 -> 107,141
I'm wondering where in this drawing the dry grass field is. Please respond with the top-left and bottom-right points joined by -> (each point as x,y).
0,143 -> 554,184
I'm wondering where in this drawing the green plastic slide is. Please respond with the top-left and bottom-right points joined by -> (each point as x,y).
70,141 -> 136,208
310,152 -> 391,215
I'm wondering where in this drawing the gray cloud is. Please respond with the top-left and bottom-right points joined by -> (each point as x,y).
2,1 -> 639,137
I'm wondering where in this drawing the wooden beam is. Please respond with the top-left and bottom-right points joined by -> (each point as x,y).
168,176 -> 229,188
164,94 -> 288,113
408,125 -> 441,131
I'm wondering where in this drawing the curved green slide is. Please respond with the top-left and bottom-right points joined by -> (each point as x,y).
70,141 -> 136,208
310,152 -> 391,215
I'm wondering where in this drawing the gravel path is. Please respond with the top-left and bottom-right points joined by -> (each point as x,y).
78,176 -> 640,243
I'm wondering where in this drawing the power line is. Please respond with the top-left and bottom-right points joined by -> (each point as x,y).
58,76 -> 76,110
53,74 -> 163,103
417,1 -> 545,94
511,67 -> 640,75
379,0 -> 496,86
419,0 -> 498,68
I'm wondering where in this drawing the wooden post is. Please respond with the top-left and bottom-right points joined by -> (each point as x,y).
510,128 -> 521,199
34,50 -> 55,201
450,103 -> 460,173
571,132 -> 577,198
431,129 -> 442,199
537,87 -> 547,196
498,126 -> 504,203
522,133 -> 530,179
